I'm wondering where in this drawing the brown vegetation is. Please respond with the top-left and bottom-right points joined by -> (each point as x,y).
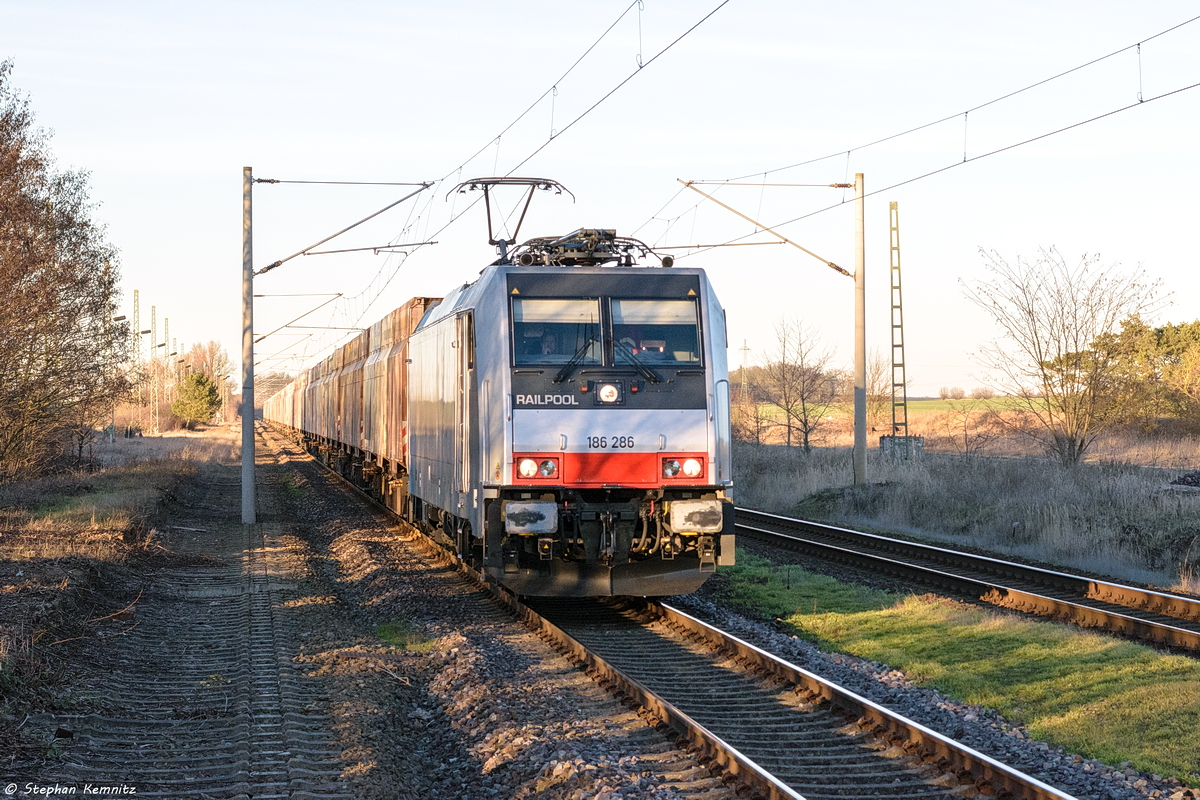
0,60 -> 128,479
117,340 -> 238,438
733,428 -> 1200,593
0,430 -> 235,748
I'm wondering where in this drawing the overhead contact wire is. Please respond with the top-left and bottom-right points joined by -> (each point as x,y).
721,12 -> 1200,182
297,1 -> 730,366
505,0 -> 731,177
447,0 -> 641,181
677,79 -> 1200,261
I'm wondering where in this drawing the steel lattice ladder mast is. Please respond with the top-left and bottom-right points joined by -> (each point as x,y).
888,202 -> 914,457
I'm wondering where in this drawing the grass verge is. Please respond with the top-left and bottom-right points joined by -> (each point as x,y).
376,620 -> 437,653
712,551 -> 1200,782
733,441 -> 1200,591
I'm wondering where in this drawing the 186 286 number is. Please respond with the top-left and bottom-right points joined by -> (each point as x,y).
587,435 -> 635,449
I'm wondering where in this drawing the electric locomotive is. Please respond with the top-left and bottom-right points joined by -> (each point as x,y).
264,227 -> 735,597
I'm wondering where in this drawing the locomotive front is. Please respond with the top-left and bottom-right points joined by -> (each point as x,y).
411,230 -> 736,597
267,223 -> 735,598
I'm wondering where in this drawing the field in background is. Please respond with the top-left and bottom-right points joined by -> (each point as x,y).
733,437 -> 1200,593
740,399 -> 1200,467
91,426 -> 241,468
905,397 -> 1016,414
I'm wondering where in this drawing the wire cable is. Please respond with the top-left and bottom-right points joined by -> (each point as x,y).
719,12 -> 1200,182
504,0 -> 731,177
268,2 -> 730,369
446,0 -> 642,182
674,79 -> 1200,261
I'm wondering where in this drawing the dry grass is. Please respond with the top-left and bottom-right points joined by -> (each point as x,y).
0,425 -> 238,732
734,441 -> 1200,590
92,424 -> 241,468
751,402 -> 1200,471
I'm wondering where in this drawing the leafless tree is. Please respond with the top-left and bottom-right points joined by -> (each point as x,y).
731,370 -> 771,445
933,398 -> 1003,456
962,247 -> 1161,466
759,320 -> 836,452
0,60 -> 127,477
865,348 -> 893,432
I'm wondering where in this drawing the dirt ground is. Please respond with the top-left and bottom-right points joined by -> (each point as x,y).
1,426 -> 723,799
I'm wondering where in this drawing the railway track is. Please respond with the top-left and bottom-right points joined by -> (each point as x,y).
514,595 -> 1074,800
736,508 -> 1200,653
382,517 -> 1078,799
278,428 -> 1191,799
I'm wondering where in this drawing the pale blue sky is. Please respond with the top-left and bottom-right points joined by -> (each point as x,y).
4,1 -> 1198,393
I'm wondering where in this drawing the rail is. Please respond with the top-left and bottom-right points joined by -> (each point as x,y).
736,507 -> 1200,653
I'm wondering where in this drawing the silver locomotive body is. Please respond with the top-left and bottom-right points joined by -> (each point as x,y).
264,233 -> 735,597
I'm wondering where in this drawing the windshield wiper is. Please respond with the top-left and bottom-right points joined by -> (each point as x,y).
553,334 -> 599,384
615,342 -> 662,384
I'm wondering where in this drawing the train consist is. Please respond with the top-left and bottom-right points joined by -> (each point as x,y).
263,228 -> 735,596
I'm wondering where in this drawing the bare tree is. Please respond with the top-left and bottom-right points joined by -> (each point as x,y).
934,398 -> 1003,456
730,367 -> 770,444
186,340 -> 234,385
962,247 -> 1161,466
759,320 -> 836,452
0,61 -> 127,476
865,348 -> 893,432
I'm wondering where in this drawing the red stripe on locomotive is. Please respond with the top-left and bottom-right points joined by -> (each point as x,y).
512,452 -> 708,488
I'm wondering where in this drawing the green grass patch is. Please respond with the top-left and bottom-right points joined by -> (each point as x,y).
278,471 -> 304,498
375,620 -> 436,653
712,550 -> 1200,781
715,551 -> 895,622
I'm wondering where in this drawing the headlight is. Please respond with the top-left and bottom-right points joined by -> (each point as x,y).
538,459 -> 558,477
517,458 -> 539,478
682,458 -> 703,478
662,459 -> 681,477
598,383 -> 620,403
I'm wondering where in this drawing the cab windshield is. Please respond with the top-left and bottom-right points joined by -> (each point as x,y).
512,298 -> 601,366
612,299 -> 701,365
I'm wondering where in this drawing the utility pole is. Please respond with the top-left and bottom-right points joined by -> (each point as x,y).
109,313 -> 126,442
853,174 -> 866,486
132,290 -> 141,435
238,171 -> 430,524
131,290 -> 140,365
242,167 -> 256,525
164,318 -> 170,406
739,340 -> 750,399
677,176 -> 867,484
150,306 -> 160,435
888,201 -> 912,456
